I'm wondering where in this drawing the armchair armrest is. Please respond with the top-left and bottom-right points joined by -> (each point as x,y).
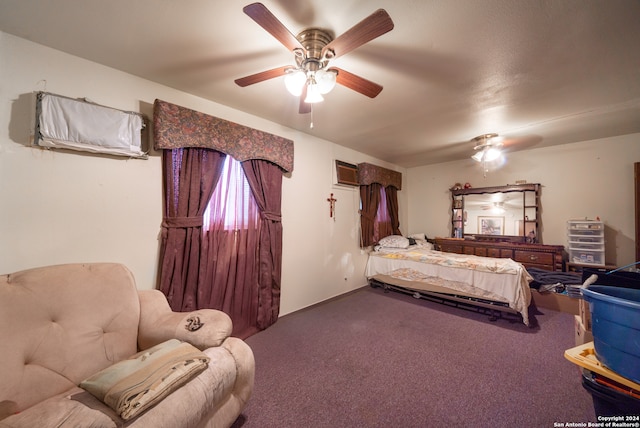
137,289 -> 232,351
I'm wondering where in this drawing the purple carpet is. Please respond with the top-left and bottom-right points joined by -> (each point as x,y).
232,286 -> 596,427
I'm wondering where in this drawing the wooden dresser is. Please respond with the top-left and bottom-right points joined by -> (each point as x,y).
434,237 -> 565,271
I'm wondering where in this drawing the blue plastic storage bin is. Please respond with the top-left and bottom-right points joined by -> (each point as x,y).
581,268 -> 640,289
581,285 -> 640,384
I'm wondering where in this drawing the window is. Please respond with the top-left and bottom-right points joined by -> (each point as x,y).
203,156 -> 259,231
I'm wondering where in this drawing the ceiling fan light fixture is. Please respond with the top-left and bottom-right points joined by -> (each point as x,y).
285,67 -> 336,100
471,133 -> 504,176
492,202 -> 505,214
471,147 -> 503,163
483,147 -> 502,162
315,69 -> 337,94
471,133 -> 503,161
304,83 -> 324,103
284,70 -> 307,96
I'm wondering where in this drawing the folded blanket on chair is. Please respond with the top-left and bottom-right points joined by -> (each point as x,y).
80,339 -> 209,420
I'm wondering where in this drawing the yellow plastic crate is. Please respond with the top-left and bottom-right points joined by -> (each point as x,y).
564,341 -> 640,391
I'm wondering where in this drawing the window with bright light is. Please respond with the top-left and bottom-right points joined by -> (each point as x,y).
203,156 -> 259,231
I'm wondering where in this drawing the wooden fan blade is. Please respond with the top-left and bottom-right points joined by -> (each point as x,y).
235,66 -> 289,87
331,67 -> 383,98
322,9 -> 394,59
299,85 -> 311,114
501,135 -> 542,151
243,3 -> 304,52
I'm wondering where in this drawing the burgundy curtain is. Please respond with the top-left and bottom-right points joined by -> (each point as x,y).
357,162 -> 402,247
385,185 -> 402,236
360,183 -> 401,247
160,153 -> 283,338
158,148 -> 226,311
199,158 -> 261,338
360,183 -> 382,247
154,100 -> 292,337
242,159 -> 284,330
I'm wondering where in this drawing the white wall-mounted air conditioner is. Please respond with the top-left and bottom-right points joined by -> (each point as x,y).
34,92 -> 147,159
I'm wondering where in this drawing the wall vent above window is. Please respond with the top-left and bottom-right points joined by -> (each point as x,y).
335,160 -> 359,187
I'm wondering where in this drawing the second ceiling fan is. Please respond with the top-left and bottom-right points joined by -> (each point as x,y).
234,3 -> 394,114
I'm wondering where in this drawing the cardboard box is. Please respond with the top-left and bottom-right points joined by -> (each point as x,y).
579,298 -> 592,331
574,315 -> 594,346
531,289 -> 580,315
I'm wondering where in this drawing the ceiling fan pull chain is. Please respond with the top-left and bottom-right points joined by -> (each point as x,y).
310,105 -> 314,129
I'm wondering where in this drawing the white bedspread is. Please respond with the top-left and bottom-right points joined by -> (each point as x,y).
366,247 -> 533,325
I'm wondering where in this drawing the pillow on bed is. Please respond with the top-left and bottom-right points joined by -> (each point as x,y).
408,233 -> 427,240
378,235 -> 410,249
413,239 -> 434,250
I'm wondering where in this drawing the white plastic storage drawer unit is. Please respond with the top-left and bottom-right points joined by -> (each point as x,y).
567,220 -> 605,265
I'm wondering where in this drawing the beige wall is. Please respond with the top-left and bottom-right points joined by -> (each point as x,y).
406,134 -> 640,267
0,32 -> 405,316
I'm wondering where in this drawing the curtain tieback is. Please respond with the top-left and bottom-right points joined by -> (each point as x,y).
261,211 -> 282,222
162,216 -> 204,228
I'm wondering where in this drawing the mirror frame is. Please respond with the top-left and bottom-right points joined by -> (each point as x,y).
451,183 -> 540,243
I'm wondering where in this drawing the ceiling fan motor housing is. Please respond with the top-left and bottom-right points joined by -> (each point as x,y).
296,28 -> 335,69
472,133 -> 501,151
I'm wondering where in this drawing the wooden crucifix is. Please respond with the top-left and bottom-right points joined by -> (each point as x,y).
327,193 -> 337,220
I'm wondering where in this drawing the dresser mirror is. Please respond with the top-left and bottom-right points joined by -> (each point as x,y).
451,183 -> 540,243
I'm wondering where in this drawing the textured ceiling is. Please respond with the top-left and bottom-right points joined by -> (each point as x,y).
1,0 -> 639,167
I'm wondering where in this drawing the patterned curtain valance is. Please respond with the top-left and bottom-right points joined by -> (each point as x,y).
357,162 -> 402,190
153,99 -> 294,173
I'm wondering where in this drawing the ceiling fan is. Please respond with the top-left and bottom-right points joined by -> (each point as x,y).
234,3 -> 394,114
470,133 -> 505,176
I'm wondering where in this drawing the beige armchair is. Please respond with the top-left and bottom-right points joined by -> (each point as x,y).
0,263 -> 254,428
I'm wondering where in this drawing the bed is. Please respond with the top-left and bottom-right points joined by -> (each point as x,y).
365,235 -> 534,325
